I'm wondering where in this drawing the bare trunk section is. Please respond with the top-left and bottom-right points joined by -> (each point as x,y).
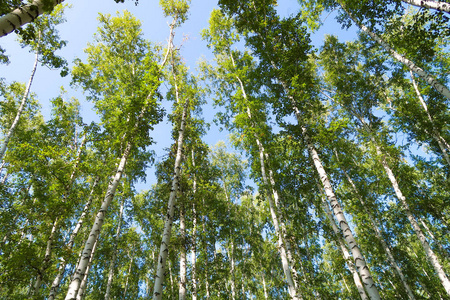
0,0 -> 64,38
271,64 -> 380,299
48,177 -> 99,300
256,139 -> 299,299
0,36 -> 40,162
32,218 -> 59,296
152,99 -> 189,300
104,197 -> 125,300
65,141 -> 132,300
76,238 -> 98,300
419,217 -> 450,260
202,203 -> 210,300
321,196 -> 369,300
179,201 -> 187,300
123,247 -> 134,298
342,8 -> 450,100
191,150 -> 198,300
374,142 -> 450,295
409,70 -> 450,166
230,52 -> 300,299
401,0 -> 450,13
335,151 -> 416,299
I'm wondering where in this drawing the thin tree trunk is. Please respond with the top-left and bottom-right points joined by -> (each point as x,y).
261,270 -> 269,300
32,217 -> 59,296
48,176 -> 99,300
152,97 -> 189,300
335,151 -> 416,300
65,141 -> 133,300
230,51 -> 300,299
179,201 -> 187,300
271,65 -> 380,299
321,196 -> 369,300
419,217 -> 450,260
191,151 -> 198,300
203,204 -> 210,300
104,197 -> 125,300
76,238 -> 98,300
401,0 -> 450,13
373,141 -> 450,295
123,248 -> 134,298
0,34 -> 40,162
342,7 -> 450,100
409,70 -> 450,166
0,0 -> 64,38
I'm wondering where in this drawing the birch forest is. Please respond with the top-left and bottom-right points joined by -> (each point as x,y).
0,0 -> 450,299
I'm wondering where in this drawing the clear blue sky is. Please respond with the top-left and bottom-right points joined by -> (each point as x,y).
0,0 -> 357,192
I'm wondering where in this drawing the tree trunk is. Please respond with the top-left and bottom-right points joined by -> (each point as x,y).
65,141 -> 132,300
0,0 -> 64,38
152,98 -> 189,300
230,51 -> 300,299
401,0 -> 450,13
374,142 -> 450,295
419,217 -> 450,260
320,194 -> 369,300
335,151 -> 416,300
48,176 -> 99,300
123,248 -> 134,298
179,201 -> 187,300
409,70 -> 450,167
32,217 -> 59,296
271,64 -> 380,299
104,197 -> 125,300
191,152 -> 198,300
0,34 -> 40,161
76,238 -> 98,300
342,7 -> 450,100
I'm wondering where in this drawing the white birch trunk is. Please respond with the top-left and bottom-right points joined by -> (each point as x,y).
419,217 -> 450,260
152,99 -> 188,300
270,63 -> 380,299
303,127 -> 380,300
178,202 -> 187,300
65,141 -> 132,300
76,238 -> 98,300
104,197 -> 125,300
343,8 -> 450,100
262,270 -> 269,300
374,142 -> 450,295
230,51 -> 300,298
0,37 -> 39,162
401,0 -> 450,13
202,206 -> 210,300
191,150 -> 198,300
409,70 -> 450,167
321,198 -> 369,300
32,217 -> 59,296
0,0 -> 64,38
334,150 -> 416,299
123,248 -> 134,298
48,176 -> 99,300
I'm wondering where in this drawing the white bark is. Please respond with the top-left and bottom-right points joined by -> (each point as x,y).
152,99 -> 188,300
0,38 -> 39,162
191,150 -> 198,300
335,151 -> 416,300
321,197 -> 369,300
178,202 -> 187,300
104,197 -> 125,300
0,0 -> 64,38
48,177 -> 99,300
32,218 -> 59,296
343,8 -> 450,100
230,51 -> 300,299
123,248 -> 134,298
76,238 -> 98,300
65,141 -> 132,300
375,142 -> 450,295
271,64 -> 380,299
401,0 -> 450,13
420,217 -> 450,260
409,70 -> 450,167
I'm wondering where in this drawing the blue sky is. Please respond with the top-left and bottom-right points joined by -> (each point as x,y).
0,0 -> 358,192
